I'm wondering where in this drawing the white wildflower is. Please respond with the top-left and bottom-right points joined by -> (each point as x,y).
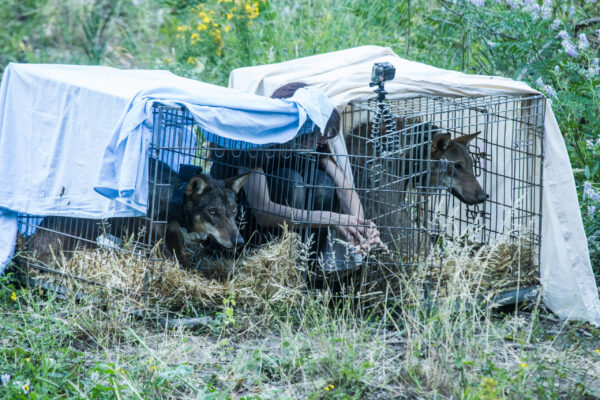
579,34 -> 590,50
535,77 -> 544,87
543,84 -> 557,98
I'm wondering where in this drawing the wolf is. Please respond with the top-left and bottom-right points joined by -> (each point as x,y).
164,171 -> 249,269
25,159 -> 248,270
424,127 -> 487,205
347,120 -> 487,206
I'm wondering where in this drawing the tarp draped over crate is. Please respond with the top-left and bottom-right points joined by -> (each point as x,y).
229,45 -> 600,326
0,63 -> 335,273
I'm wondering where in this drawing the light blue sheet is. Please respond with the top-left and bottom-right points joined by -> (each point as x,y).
0,63 -> 334,273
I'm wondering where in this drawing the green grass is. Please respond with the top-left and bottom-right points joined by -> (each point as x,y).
1,268 -> 599,399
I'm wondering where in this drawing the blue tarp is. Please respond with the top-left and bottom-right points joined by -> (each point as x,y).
0,63 -> 335,273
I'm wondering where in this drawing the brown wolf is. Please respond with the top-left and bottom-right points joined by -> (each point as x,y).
347,120 -> 487,205
429,130 -> 487,205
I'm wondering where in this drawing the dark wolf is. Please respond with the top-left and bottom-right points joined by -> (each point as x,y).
164,171 -> 248,269
25,159 -> 248,270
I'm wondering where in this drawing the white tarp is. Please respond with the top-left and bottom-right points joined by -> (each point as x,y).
229,45 -> 600,326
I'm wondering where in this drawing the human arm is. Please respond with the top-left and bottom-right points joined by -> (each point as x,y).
243,168 -> 369,245
320,156 -> 381,250
320,156 -> 364,219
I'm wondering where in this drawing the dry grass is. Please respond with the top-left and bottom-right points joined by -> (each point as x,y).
20,221 -> 540,316
22,225 -> 308,310
7,224 -> 600,399
436,232 -> 539,297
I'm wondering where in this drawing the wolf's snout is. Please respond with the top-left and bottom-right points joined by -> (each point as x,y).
235,234 -> 245,247
476,192 -> 488,204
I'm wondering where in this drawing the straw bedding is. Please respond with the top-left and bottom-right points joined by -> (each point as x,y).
23,225 -> 308,309
21,224 -> 539,307
434,234 -> 540,297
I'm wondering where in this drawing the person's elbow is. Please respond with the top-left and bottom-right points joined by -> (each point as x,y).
251,208 -> 274,227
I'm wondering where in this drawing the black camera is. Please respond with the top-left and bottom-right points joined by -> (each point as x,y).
370,62 -> 396,85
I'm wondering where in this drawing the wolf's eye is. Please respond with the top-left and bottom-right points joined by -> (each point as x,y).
232,206 -> 237,213
454,163 -> 463,171
209,208 -> 217,215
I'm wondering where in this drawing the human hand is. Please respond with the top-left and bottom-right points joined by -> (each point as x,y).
334,214 -> 381,253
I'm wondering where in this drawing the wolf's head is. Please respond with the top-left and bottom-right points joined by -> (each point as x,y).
430,132 -> 488,205
183,173 -> 249,250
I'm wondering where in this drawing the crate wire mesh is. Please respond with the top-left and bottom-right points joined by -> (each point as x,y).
15,93 -> 545,304
343,94 -> 545,275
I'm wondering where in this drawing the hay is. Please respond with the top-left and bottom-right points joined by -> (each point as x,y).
24,225 -> 308,309
21,221 -> 539,308
435,233 -> 539,297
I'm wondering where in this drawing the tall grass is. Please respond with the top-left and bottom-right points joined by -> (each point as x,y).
2,235 -> 599,398
163,0 -> 411,84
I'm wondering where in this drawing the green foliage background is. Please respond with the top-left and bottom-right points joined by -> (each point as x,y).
1,0 -> 599,268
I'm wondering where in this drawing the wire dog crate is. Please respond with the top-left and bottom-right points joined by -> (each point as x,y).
15,92 -> 545,305
343,94 -> 545,279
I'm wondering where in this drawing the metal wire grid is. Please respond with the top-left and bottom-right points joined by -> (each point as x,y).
344,94 -> 545,269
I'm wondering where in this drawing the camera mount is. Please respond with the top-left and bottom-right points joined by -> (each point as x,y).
369,62 -> 397,151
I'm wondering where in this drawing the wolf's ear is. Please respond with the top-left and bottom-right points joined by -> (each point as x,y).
186,175 -> 209,196
431,133 -> 452,158
453,131 -> 481,145
225,173 -> 250,194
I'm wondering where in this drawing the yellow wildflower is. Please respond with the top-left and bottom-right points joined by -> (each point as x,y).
197,23 -> 207,31
187,57 -> 198,64
11,292 -> 16,301
521,363 -> 527,368
244,2 -> 259,19
25,358 -> 30,363
226,13 -> 233,20
224,25 -> 231,32
203,15 -> 211,23
151,365 -> 156,370
595,349 -> 599,354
